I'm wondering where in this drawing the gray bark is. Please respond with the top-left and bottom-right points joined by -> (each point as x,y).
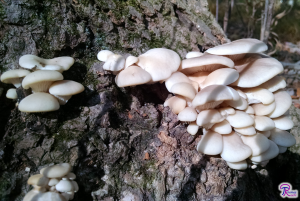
0,1 -> 299,201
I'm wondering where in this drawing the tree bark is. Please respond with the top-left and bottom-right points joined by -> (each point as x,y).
261,0 -> 275,44
0,1 -> 299,201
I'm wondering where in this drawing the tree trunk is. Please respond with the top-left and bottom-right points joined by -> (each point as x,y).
0,1 -> 299,201
261,0 -> 275,44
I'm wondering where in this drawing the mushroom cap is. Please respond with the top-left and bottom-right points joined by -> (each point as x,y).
272,115 -> 294,130
206,38 -> 267,56
170,82 -> 196,100
40,163 -> 71,178
211,120 -> 232,134
192,85 -> 240,110
125,56 -> 139,68
196,109 -> 224,128
48,178 -> 60,186
55,179 -> 74,192
180,54 -> 234,75
252,101 -> 276,116
22,70 -> 63,90
257,130 -> 271,138
217,107 -> 235,116
23,188 -> 46,201
0,69 -> 31,87
234,126 -> 256,135
103,54 -> 125,72
231,58 -> 284,88
267,90 -> 292,118
114,65 -> 152,87
242,87 -> 274,104
27,174 -> 49,187
245,106 -> 254,114
250,140 -> 279,162
49,80 -> 84,96
186,51 -> 204,59
6,88 -> 18,100
226,160 -> 248,170
177,107 -> 198,122
196,130 -> 223,155
72,181 -> 79,192
221,131 -> 252,162
19,55 -> 74,72
187,72 -> 210,86
187,122 -> 199,135
269,128 -> 296,147
241,133 -> 270,156
278,145 -> 287,153
164,96 -> 186,114
137,48 -> 181,82
226,111 -> 254,128
165,72 -> 191,92
18,93 -> 60,113
97,50 -> 114,62
200,68 -> 239,89
254,115 -> 275,131
37,192 -> 67,201
258,76 -> 286,92
224,96 -> 248,110
65,172 -> 76,180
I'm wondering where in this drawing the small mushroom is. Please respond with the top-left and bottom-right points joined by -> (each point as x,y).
125,56 -> 139,68
97,50 -> 114,62
272,115 -> 294,130
163,96 -> 186,114
55,178 -> 74,192
187,122 -> 199,135
250,140 -> 279,162
40,163 -> 71,178
241,133 -> 270,156
234,126 -> 256,136
115,65 -> 152,87
196,109 -> 225,129
226,111 -> 254,128
49,80 -> 84,105
103,54 -> 125,72
210,120 -> 232,134
0,69 -> 30,87
226,160 -> 248,170
27,174 -> 49,187
177,107 -> 197,122
6,88 -> 18,100
197,130 -> 223,155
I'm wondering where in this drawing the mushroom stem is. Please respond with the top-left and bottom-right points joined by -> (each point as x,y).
31,81 -> 54,93
53,95 -> 72,105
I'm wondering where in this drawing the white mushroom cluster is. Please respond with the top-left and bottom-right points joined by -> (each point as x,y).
23,163 -> 79,201
98,38 -> 296,170
0,55 -> 84,112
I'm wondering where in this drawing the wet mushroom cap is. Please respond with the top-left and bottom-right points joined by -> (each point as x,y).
18,93 -> 60,113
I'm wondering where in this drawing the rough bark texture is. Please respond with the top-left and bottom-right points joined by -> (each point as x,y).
0,1 -> 299,201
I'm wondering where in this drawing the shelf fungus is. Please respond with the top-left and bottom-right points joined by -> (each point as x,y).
97,38 -> 296,170
23,163 -> 78,201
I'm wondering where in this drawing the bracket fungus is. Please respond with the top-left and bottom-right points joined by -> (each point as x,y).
96,38 -> 296,170
24,163 -> 78,201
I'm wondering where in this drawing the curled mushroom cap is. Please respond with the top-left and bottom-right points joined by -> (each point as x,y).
206,38 -> 268,60
269,128 -> 296,147
103,54 -> 126,72
221,131 -> 252,162
49,80 -> 84,96
0,69 -> 31,88
234,126 -> 256,136
258,76 -> 286,92
254,116 -> 275,131
97,50 -> 114,62
211,120 -> 232,134
226,111 -> 254,128
241,133 -> 270,156
115,65 -> 152,87
28,174 -> 49,187
164,96 -> 186,114
40,163 -> 71,178
165,72 -> 191,92
187,72 -> 210,86
22,70 -> 63,93
250,140 -> 279,162
196,109 -> 224,128
55,179 -> 74,192
231,58 -> 283,88
6,88 -> 18,100
137,48 -> 181,82
170,82 -> 196,100
125,56 -> 139,68
185,51 -> 203,59
242,87 -> 274,104
226,160 -> 248,170
180,54 -> 234,75
272,116 -> 294,130
19,55 -> 74,72
199,68 -> 239,89
18,93 -> 60,113
192,85 -> 240,111
251,101 -> 276,116
177,107 -> 197,122
187,122 -> 199,135
197,130 -> 223,155
267,90 -> 292,118
224,96 -> 248,110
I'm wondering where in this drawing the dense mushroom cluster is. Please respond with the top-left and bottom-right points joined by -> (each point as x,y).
23,163 -> 78,201
0,55 -> 84,112
98,38 -> 296,170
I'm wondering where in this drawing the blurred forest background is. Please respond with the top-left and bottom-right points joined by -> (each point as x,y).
208,0 -> 300,98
